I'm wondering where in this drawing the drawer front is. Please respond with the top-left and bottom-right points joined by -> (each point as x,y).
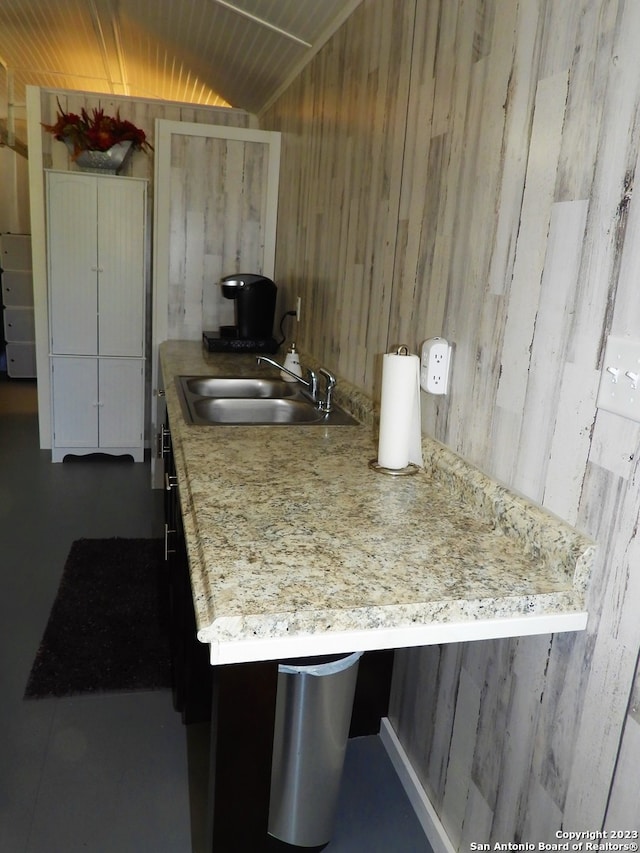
3,306 -> 35,342
0,234 -> 32,271
1,271 -> 34,306
6,342 -> 37,378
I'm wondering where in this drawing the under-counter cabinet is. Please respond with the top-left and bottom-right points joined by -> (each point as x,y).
46,170 -> 147,462
160,420 -> 213,724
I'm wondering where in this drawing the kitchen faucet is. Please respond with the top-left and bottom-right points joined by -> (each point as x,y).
256,356 -> 336,412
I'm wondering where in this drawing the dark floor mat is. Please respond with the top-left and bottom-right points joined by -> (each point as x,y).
24,538 -> 171,699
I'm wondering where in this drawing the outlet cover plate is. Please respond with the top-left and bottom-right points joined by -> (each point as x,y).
420,337 -> 451,395
597,335 -> 640,422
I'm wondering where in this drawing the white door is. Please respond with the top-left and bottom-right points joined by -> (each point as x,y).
97,180 -> 146,357
51,357 -> 98,448
47,173 -> 98,355
99,358 -> 144,449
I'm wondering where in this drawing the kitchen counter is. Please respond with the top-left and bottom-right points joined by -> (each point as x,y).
160,340 -> 595,665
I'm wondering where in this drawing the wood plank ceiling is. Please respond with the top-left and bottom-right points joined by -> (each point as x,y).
0,0 -> 361,148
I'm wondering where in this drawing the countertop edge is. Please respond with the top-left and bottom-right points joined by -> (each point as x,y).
205,610 -> 590,665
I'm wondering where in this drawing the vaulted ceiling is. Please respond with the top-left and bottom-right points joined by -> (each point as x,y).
0,0 -> 361,150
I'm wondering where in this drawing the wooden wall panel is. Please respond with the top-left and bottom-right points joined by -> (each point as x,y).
263,0 -> 416,394
165,134 -> 270,340
263,0 -> 640,841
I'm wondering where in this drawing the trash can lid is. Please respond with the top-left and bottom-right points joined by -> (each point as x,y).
278,651 -> 363,676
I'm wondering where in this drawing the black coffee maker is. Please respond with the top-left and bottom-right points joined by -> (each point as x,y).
203,273 -> 278,353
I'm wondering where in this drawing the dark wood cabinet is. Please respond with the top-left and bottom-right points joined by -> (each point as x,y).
162,421 -> 212,724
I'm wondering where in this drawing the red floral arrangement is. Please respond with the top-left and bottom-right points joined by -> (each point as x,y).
42,101 -> 152,159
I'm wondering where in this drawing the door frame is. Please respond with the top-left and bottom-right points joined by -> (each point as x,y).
150,119 -> 281,486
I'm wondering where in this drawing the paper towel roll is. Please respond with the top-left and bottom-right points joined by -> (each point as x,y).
377,350 -> 423,470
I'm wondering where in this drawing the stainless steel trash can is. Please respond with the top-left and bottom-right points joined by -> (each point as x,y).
268,651 -> 363,848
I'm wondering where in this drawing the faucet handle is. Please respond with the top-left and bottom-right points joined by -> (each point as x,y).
318,368 -> 336,412
319,367 -> 336,387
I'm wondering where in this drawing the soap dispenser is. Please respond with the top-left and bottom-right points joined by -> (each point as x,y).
281,342 -> 302,381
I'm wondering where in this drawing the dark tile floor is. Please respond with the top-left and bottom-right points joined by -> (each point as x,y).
0,378 -> 430,852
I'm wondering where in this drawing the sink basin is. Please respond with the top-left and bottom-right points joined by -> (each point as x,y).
192,398 -> 337,424
175,375 -> 358,426
182,376 -> 299,398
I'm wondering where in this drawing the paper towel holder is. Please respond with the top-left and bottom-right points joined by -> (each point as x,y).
370,344 -> 422,476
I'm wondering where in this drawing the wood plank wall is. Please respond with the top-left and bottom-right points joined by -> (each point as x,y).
165,134 -> 272,341
264,0 -> 416,394
262,0 -> 640,839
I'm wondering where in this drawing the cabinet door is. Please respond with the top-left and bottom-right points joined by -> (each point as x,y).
98,358 -> 144,447
51,357 -> 98,447
97,180 -> 146,357
47,173 -> 98,354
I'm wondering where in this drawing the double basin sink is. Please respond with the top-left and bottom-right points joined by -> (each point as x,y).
176,375 -> 358,426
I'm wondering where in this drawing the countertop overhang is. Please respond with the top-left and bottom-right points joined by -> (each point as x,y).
160,341 -> 595,666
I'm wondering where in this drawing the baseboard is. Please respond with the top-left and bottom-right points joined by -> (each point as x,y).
379,717 -> 456,853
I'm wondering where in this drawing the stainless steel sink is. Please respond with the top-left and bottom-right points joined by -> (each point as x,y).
182,376 -> 299,398
175,375 -> 358,426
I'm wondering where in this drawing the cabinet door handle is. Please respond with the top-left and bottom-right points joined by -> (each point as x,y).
159,425 -> 172,458
165,472 -> 178,491
164,523 -> 176,559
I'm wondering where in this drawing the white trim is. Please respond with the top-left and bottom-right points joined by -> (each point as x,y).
379,718 -> 456,853
26,85 -> 52,447
153,119 -> 280,146
205,610 -> 588,664
209,0 -> 312,48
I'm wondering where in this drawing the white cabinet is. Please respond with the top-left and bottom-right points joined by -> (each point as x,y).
1,233 -> 36,378
51,357 -> 144,455
46,171 -> 147,462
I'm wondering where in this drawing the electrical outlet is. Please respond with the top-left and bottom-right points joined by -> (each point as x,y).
296,296 -> 302,322
420,337 -> 451,395
597,335 -> 640,422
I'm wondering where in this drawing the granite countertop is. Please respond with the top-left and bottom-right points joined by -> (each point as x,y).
159,340 -> 595,665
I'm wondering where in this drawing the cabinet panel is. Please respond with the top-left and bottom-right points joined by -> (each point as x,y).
47,173 -> 98,355
99,358 -> 144,447
51,357 -> 98,448
97,180 -> 146,356
51,356 -> 144,460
